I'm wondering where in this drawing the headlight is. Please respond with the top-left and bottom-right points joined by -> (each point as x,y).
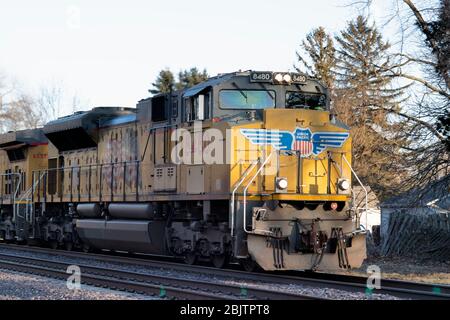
338,179 -> 350,191
283,74 -> 292,83
274,73 -> 283,82
276,177 -> 288,190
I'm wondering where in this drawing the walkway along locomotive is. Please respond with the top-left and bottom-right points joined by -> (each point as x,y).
0,71 -> 367,271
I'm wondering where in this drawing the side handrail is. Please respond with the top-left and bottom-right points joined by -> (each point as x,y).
0,173 -> 23,223
243,151 -> 275,234
230,159 -> 259,236
19,171 -> 46,201
342,155 -> 368,230
31,160 -> 141,173
15,172 -> 46,221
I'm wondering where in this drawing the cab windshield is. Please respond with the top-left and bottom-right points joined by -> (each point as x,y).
219,90 -> 275,109
285,92 -> 327,110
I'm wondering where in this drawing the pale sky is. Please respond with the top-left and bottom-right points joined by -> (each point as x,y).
0,0 -> 389,116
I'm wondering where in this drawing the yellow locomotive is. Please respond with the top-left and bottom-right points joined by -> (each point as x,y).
0,71 -> 366,271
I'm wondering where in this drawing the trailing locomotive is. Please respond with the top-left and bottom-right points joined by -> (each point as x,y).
0,71 -> 367,271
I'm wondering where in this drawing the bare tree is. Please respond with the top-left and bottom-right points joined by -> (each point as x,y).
36,82 -> 64,120
0,73 -> 64,132
349,0 -> 450,191
1,74 -> 40,132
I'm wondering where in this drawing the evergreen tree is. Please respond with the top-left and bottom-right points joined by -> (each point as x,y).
335,16 -> 406,113
176,68 -> 209,90
150,68 -> 209,95
333,16 -> 409,198
149,69 -> 175,94
295,27 -> 336,89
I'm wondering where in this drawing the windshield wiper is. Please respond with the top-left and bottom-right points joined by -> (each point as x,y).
232,82 -> 248,100
257,82 -> 275,100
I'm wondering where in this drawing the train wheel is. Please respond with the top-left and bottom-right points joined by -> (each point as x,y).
240,257 -> 258,272
211,254 -> 227,269
184,252 -> 197,265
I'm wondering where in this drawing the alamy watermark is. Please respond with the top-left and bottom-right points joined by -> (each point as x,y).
366,264 -> 381,296
66,265 -> 81,290
169,121 -> 278,175
66,5 -> 81,30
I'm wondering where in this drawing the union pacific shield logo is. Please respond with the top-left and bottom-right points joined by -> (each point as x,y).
240,127 -> 349,158
293,127 -> 313,157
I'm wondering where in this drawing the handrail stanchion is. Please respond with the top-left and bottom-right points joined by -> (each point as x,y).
243,151 -> 275,234
230,160 -> 259,237
342,155 -> 368,230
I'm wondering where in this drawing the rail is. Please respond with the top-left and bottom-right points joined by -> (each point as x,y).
1,243 -> 447,300
0,248 -> 322,300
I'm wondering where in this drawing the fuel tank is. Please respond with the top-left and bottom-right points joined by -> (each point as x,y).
75,219 -> 166,254
108,203 -> 154,219
76,203 -> 102,218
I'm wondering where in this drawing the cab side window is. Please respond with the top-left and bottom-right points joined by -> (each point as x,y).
151,95 -> 167,122
202,92 -> 210,120
184,92 -> 210,122
185,98 -> 194,122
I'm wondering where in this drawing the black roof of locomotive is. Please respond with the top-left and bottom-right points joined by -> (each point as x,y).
43,106 -> 136,134
43,106 -> 136,152
181,71 -> 327,97
182,72 -> 236,97
0,128 -> 47,149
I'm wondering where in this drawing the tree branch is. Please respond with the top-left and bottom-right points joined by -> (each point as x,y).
394,53 -> 437,68
402,0 -> 450,89
386,72 -> 450,99
403,0 -> 438,50
381,106 -> 446,141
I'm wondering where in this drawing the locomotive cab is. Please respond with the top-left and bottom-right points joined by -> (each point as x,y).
163,71 -> 366,270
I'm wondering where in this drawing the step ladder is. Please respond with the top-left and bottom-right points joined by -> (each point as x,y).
14,172 -> 46,240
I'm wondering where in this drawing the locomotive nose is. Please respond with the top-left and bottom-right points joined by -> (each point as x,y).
263,108 -> 330,131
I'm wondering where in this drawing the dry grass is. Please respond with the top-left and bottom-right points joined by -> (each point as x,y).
336,256 -> 450,285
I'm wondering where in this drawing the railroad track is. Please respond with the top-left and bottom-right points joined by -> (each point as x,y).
285,270 -> 450,299
0,248 -> 321,300
0,243 -> 449,300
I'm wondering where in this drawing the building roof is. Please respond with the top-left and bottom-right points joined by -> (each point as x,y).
381,175 -> 450,210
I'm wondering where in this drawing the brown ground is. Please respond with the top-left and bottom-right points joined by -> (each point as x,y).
336,255 -> 450,285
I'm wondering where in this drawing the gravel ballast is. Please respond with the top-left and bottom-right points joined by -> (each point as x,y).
0,246 -> 402,300
0,268 -> 154,300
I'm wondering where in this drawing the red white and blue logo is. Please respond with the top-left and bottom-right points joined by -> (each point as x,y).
240,127 -> 349,157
